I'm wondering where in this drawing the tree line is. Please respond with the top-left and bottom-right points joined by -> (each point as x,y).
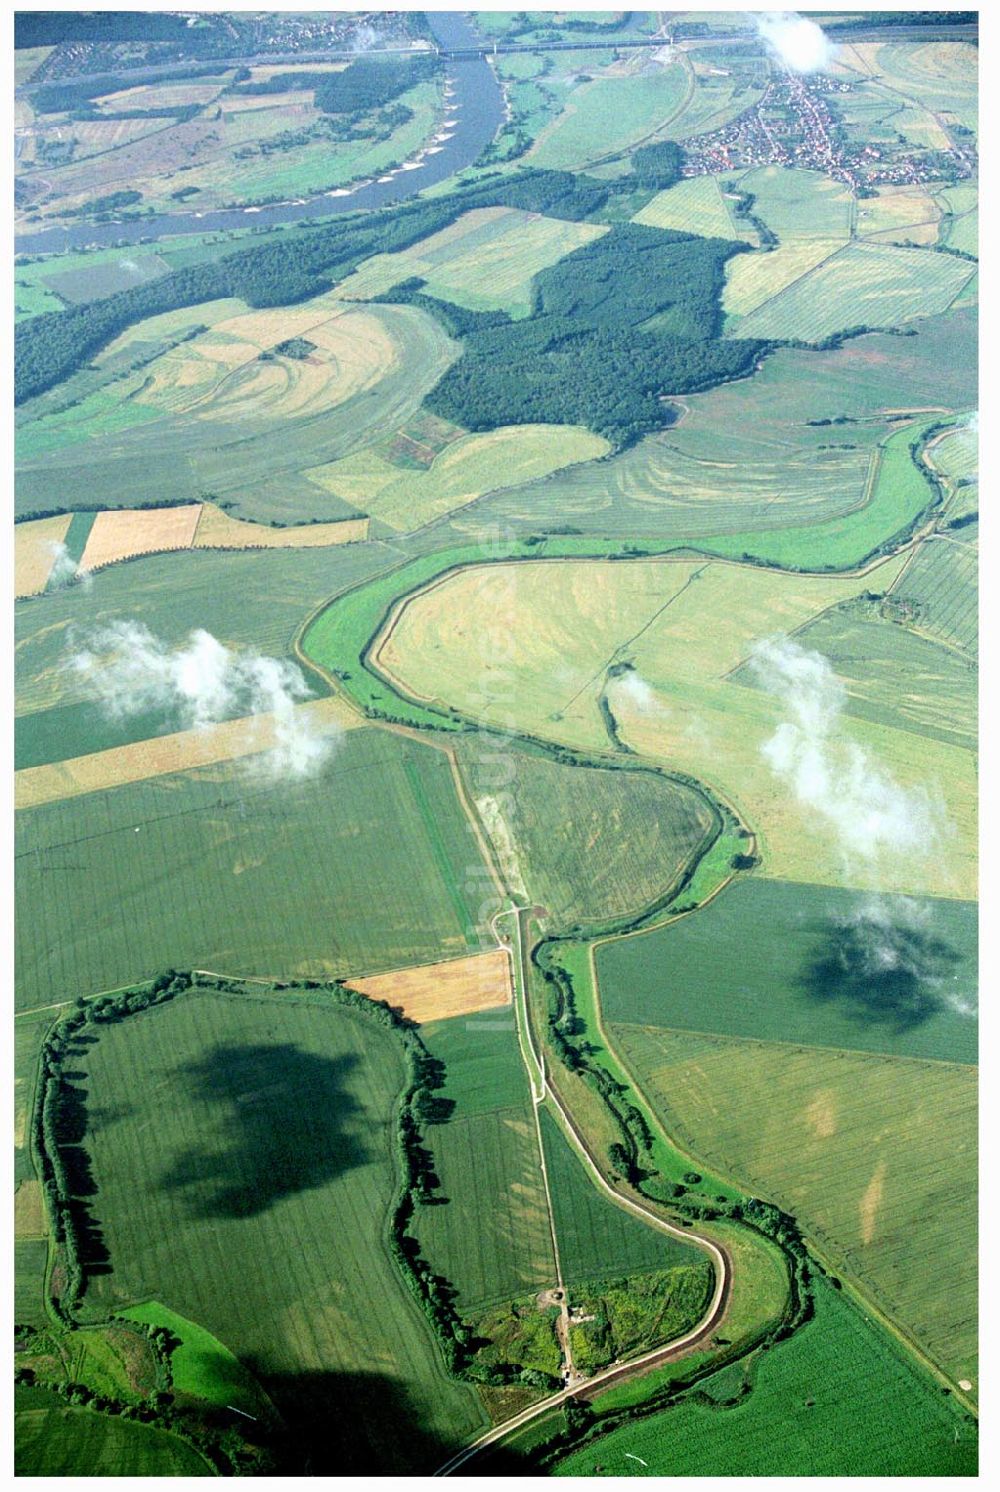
15,167 -> 610,404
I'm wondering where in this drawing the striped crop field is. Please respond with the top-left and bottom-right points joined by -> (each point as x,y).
341,208 -> 608,317
633,176 -> 751,241
731,242 -> 974,343
613,1025 -> 977,1389
553,1278 -> 976,1476
15,728 -> 496,1011
72,985 -> 486,1471
894,537 -> 978,658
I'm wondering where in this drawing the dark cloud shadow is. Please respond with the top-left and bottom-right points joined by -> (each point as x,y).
159,1042 -> 367,1219
800,906 -> 964,1031
236,1367 -> 529,1477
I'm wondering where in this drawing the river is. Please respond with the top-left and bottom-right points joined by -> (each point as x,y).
14,12 -> 505,256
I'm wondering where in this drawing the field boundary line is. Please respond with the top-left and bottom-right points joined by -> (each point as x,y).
611,1017 -> 978,1072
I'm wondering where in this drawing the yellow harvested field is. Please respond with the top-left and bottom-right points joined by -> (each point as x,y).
96,80 -> 225,110
193,505 -> 368,549
135,298 -> 402,424
247,62 -> 346,83
376,552 -> 976,899
79,504 -> 202,573
14,514 -> 72,597
339,207 -> 608,315
308,424 -> 610,533
14,697 -> 360,810
723,239 -> 842,318
14,1181 -> 46,1240
347,949 -> 513,1023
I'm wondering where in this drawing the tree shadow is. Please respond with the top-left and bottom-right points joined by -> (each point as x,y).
52,1076 -> 112,1275
159,1042 -> 368,1220
238,1367 -> 530,1477
800,905 -> 964,1032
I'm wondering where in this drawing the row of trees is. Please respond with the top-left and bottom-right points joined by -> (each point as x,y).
15,167 -> 610,403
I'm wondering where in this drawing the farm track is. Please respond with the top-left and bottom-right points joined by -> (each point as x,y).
434,904 -> 732,1476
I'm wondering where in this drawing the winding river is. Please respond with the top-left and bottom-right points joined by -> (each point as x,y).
15,12 -> 505,256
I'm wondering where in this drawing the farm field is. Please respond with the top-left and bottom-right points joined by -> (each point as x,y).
615,1025 -> 976,1387
596,876 -> 978,1065
451,310 -> 976,546
375,547 -> 976,897
14,538 -> 394,724
16,299 -> 459,524
737,166 -> 855,243
729,240 -> 974,343
312,423 -> 609,534
71,985 -> 486,1471
15,728 -> 495,1012
527,62 -> 690,169
11,16 -> 980,1479
893,537 -> 978,658
347,948 -> 511,1023
632,175 -> 752,240
14,512 -> 71,597
539,1109 -> 708,1286
553,1278 -> 976,1476
340,207 -> 609,316
453,745 -> 717,930
780,603 -> 977,750
14,691 -> 346,778
15,1386 -> 213,1477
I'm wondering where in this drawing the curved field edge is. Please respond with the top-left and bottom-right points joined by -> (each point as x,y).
28,972 -> 490,1473
297,417 -> 951,735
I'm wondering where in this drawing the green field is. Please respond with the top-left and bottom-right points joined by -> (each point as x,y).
15,728 -> 495,1011
632,176 -> 750,240
737,166 -> 855,243
15,1385 -> 213,1476
455,745 -> 717,930
731,241 -> 974,343
341,207 -> 608,316
596,877 -> 978,1065
418,1012 -> 555,1314
123,1301 -> 272,1416
614,1025 -> 976,1387
553,1278 -> 976,1476
528,64 -> 691,169
74,985 -> 486,1471
14,540 -> 392,724
540,1109 -> 708,1286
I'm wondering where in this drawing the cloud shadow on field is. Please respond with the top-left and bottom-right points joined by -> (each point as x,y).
799,912 -> 964,1032
159,1043 -> 368,1219
244,1367 -> 528,1477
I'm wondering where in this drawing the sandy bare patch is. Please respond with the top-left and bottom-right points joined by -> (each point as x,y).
14,696 -> 360,809
347,948 -> 513,1023
805,1088 -> 838,1139
14,514 -> 72,597
79,504 -> 202,572
859,1158 -> 887,1246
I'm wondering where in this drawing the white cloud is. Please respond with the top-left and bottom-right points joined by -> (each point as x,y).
66,621 -> 339,780
749,635 -> 946,866
755,11 -> 836,73
47,541 -> 92,591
